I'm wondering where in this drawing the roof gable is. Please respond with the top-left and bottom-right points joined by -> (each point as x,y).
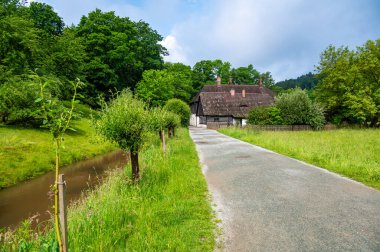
192,84 -> 275,117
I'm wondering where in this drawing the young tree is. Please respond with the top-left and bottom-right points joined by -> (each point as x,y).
164,111 -> 181,138
96,90 -> 148,181
148,107 -> 169,153
34,74 -> 83,251
164,98 -> 191,127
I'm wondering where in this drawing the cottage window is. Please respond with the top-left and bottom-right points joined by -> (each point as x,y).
214,117 -> 219,122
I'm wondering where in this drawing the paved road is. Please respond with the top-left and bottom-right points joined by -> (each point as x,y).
189,127 -> 380,252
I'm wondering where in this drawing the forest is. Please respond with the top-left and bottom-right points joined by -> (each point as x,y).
0,0 -> 276,126
1,0 -> 379,127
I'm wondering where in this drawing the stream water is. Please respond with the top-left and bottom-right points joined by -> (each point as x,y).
0,150 -> 128,229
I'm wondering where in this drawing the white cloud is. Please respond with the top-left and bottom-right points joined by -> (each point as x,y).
160,35 -> 188,63
167,0 -> 379,81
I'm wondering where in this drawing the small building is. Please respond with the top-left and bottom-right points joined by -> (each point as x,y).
190,77 -> 275,127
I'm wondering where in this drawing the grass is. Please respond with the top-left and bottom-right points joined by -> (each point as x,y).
0,118 -> 116,188
219,127 -> 380,190
1,128 -> 216,251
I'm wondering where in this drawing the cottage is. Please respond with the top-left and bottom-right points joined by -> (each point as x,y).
190,77 -> 275,127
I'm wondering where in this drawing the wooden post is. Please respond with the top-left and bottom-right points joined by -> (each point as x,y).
130,151 -> 139,181
58,174 -> 68,252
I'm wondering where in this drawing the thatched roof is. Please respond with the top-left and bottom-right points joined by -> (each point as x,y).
191,84 -> 275,118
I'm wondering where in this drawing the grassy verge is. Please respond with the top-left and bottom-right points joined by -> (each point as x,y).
1,128 -> 216,251
219,127 -> 380,190
0,118 -> 116,188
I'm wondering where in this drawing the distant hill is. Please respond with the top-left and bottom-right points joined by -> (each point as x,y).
276,72 -> 318,90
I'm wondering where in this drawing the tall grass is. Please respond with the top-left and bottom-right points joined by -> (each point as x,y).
0,119 -> 115,188
1,128 -> 216,251
219,127 -> 380,190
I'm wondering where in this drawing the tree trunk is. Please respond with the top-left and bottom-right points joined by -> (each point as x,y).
172,127 -> 175,137
130,150 -> 139,182
167,127 -> 171,138
161,129 -> 166,155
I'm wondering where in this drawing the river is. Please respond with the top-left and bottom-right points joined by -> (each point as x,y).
0,150 -> 128,229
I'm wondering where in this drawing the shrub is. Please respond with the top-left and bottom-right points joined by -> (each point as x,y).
248,106 -> 283,125
164,98 -> 191,127
275,88 -> 325,129
0,80 -> 39,125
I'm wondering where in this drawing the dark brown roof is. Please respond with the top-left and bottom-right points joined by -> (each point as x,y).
191,84 -> 275,118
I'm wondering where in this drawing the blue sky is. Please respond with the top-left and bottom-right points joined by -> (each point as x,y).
35,0 -> 380,81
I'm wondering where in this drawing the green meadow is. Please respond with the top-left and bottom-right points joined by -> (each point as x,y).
219,127 -> 380,190
0,118 -> 115,188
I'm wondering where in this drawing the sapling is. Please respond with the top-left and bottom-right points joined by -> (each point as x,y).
165,112 -> 181,138
148,107 -> 169,154
34,74 -> 83,251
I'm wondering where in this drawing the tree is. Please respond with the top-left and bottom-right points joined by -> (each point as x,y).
46,28 -> 86,87
148,107 -> 169,153
192,59 -> 231,90
164,62 -> 194,102
230,64 -> 260,84
34,73 -> 83,251
0,14 -> 41,80
164,98 -> 191,127
315,40 -> 380,126
135,69 -> 174,107
136,63 -> 194,106
276,72 -> 318,90
96,90 -> 148,181
76,9 -> 166,97
28,2 -> 64,36
275,88 -> 325,129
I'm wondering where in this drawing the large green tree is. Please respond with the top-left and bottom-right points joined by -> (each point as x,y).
192,59 -> 231,90
230,64 -> 260,84
76,9 -> 167,97
136,63 -> 193,106
0,11 -> 41,80
315,40 -> 380,126
28,2 -> 64,36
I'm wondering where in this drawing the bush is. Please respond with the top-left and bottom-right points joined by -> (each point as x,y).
275,88 -> 311,125
0,80 -> 40,125
164,98 -> 191,127
248,106 -> 283,125
275,88 -> 325,129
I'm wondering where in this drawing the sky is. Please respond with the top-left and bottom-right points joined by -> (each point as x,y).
35,0 -> 380,82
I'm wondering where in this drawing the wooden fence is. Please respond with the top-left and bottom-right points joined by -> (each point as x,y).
207,123 -> 337,131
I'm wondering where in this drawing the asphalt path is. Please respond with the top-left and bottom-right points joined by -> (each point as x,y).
190,127 -> 380,252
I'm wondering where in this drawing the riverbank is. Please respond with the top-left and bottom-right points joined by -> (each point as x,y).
219,127 -> 380,190
1,128 -> 216,251
0,119 -> 116,188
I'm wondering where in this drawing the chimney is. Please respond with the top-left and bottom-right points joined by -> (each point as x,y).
230,88 -> 235,96
216,76 -> 221,86
242,89 -> 246,98
259,78 -> 263,88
